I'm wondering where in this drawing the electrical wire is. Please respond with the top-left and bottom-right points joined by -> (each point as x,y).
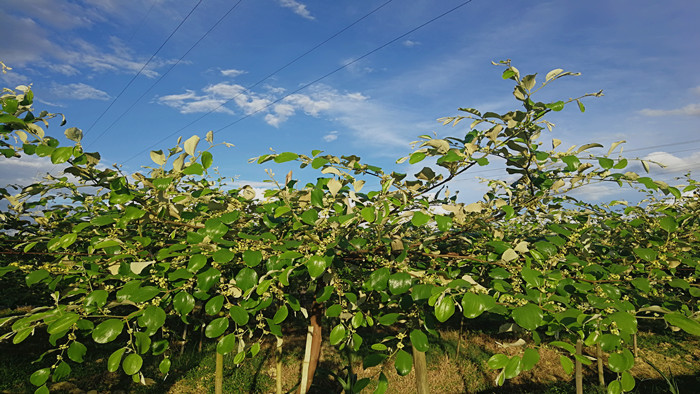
123,0 -> 474,164
82,0 -> 206,137
86,0 -> 245,148
121,0 -> 398,163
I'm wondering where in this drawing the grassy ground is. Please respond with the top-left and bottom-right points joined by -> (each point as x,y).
1,321 -> 699,393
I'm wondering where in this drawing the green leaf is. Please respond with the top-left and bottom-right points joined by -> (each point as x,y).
235,267 -> 258,291
217,333 -> 237,355
521,267 -> 544,288
184,135 -> 200,156
229,306 -> 249,326
197,267 -> 221,292
67,341 -> 87,363
159,358 -> 171,375
123,353 -> 143,375
173,292 -> 195,316
388,272 -> 412,295
610,311 -> 637,336
92,319 -> 124,343
205,295 -> 225,315
107,348 -> 126,372
410,329 -> 429,352
409,152 -> 426,164
434,296 -> 455,322
378,313 -> 400,326
188,254 -> 207,273
664,313 -> 700,336
461,293 -> 486,318
599,334 -> 622,352
201,151 -> 213,169
273,305 -> 288,324
608,349 -> 634,373
607,380 -> 622,394
659,216 -> 678,233
521,348 -> 540,371
411,211 -> 430,227
26,269 -> 50,286
375,372 -> 388,394
512,303 -> 543,330
330,324 -> 346,346
550,341 -> 576,354
274,152 -> 298,163
560,355 -> 574,374
243,250 -> 263,267
633,247 -> 657,261
205,317 -> 230,338
326,304 -> 342,318
150,150 -> 167,165
306,255 -> 328,279
598,157 -> 614,169
47,313 -> 79,334
212,248 -> 234,264
366,267 -> 390,291
138,306 -> 166,334
361,206 -> 376,223
488,354 -> 510,369
53,361 -> 71,382
621,371 -> 635,391
504,356 -> 522,379
394,349 -> 413,376
134,331 -> 151,354
204,219 -> 228,239
50,147 -> 73,164
546,101 -> 565,111
30,368 -> 50,387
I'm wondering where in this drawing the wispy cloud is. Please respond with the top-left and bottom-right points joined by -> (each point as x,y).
157,90 -> 235,115
221,69 -> 246,78
323,130 -> 339,142
639,104 -> 700,117
402,40 -> 421,47
50,82 -> 110,101
278,0 -> 315,20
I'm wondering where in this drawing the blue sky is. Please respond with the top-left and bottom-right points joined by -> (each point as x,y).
2,0 -> 699,203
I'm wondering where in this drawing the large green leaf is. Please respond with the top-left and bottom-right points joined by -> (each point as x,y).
235,267 -> 258,291
205,317 -> 230,338
434,296 -> 455,322
664,313 -> 700,336
608,349 -> 634,373
197,267 -> 221,292
394,349 -> 413,376
205,295 -> 225,315
67,341 -> 87,363
47,313 -> 79,335
230,306 -> 249,326
306,255 -> 328,279
217,333 -> 237,355
30,368 -> 50,387
138,306 -> 166,334
107,348 -> 127,372
330,324 -> 346,345
387,272 -> 412,295
123,353 -> 143,375
366,267 -> 390,291
461,293 -> 486,318
92,319 -> 124,343
512,303 -> 543,330
173,292 -> 195,316
410,329 -> 429,352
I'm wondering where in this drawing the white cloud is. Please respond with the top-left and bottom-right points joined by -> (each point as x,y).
278,0 -> 314,20
0,155 -> 63,188
221,69 -> 246,78
323,131 -> 339,142
402,40 -> 421,47
639,103 -> 700,117
641,151 -> 700,174
158,90 -> 235,115
692,86 -> 700,96
50,82 -> 110,101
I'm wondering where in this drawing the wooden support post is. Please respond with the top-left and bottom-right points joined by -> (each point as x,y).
633,333 -> 638,358
412,346 -> 429,394
575,339 -> 583,394
596,342 -> 605,387
215,352 -> 224,394
276,337 -> 283,394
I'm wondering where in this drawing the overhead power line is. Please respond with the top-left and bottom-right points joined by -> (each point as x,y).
122,0 -> 396,163
83,0 -> 206,137
87,0 -> 245,148
124,0 -> 474,164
